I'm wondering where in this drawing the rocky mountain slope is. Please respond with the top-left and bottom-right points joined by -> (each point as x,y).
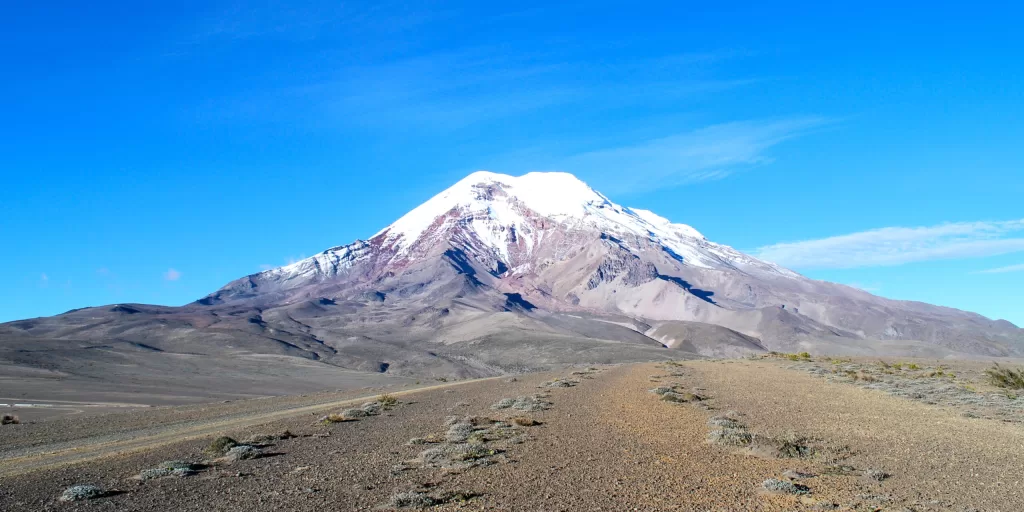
2,172 -> 1021,399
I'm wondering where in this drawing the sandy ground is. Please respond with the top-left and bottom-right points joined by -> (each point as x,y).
0,358 -> 1021,511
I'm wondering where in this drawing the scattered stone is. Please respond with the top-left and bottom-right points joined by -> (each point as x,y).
59,485 -> 107,502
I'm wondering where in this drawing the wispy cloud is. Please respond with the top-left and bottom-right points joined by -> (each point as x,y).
164,268 -> 182,281
564,117 -> 830,194
976,263 -> 1024,274
40,273 -> 49,286
755,219 -> 1024,269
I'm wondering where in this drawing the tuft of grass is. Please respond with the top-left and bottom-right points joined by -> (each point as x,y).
1,414 -> 20,425
784,352 -> 812,361
511,416 -> 541,426
377,393 -> 399,408
204,436 -> 238,456
321,413 -> 358,424
984,364 -> 1024,390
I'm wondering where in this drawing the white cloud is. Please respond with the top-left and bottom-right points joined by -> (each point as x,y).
754,219 -> 1024,269
976,263 -> 1024,274
40,273 -> 49,286
164,268 -> 182,281
565,117 -> 830,194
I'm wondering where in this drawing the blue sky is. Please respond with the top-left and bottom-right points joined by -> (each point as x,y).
2,2 -> 1022,325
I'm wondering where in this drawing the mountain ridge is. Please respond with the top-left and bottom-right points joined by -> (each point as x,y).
1,171 -> 1022,403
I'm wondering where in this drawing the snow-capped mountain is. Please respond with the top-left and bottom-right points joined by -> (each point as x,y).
213,171 -> 795,300
203,171 -> 1022,359
5,172 -> 1021,388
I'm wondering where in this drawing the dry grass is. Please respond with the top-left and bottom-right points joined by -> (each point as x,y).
984,364 -> 1024,390
204,436 -> 238,456
1,414 -> 20,425
511,416 -> 541,426
321,413 -> 358,424
377,393 -> 399,408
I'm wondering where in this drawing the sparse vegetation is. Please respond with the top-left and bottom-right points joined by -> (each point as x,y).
660,391 -> 702,403
59,485 -> 107,502
490,395 -> 551,412
204,436 -> 238,456
321,413 -> 358,424
863,469 -> 890,481
511,416 -> 541,426
388,489 -> 480,509
377,393 -> 399,408
708,428 -> 753,446
1,414 -> 19,425
761,478 -> 810,495
757,433 -> 816,459
984,364 -> 1024,390
224,444 -> 262,461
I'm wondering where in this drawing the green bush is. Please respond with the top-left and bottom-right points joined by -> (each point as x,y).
984,364 -> 1024,390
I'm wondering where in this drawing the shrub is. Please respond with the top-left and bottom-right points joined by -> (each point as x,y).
139,468 -> 173,480
377,393 -> 399,408
341,407 -> 369,418
321,413 -> 357,424
708,428 -> 752,446
1,414 -> 19,425
864,469 -> 890,481
159,460 -> 201,471
445,422 -> 477,443
661,391 -> 701,403
984,364 -> 1024,390
490,396 -> 550,412
225,445 -> 262,461
708,416 -> 743,429
59,485 -> 107,502
205,436 -> 238,456
761,478 -> 810,495
511,416 -> 540,426
390,491 -> 438,508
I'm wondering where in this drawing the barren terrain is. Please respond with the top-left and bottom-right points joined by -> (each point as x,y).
1,356 -> 1021,511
